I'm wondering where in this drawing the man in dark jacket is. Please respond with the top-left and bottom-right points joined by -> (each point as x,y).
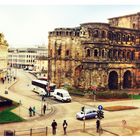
51,120 -> 57,135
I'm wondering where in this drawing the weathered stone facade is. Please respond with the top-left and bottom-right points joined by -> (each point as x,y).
48,12 -> 140,90
0,33 -> 8,79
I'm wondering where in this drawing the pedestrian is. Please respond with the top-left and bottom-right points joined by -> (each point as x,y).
8,77 -> 10,83
13,76 -> 16,81
29,106 -> 33,117
63,120 -> 68,135
32,106 -> 36,116
51,120 -> 57,135
42,95 -> 45,101
43,104 -> 47,114
96,119 -> 100,133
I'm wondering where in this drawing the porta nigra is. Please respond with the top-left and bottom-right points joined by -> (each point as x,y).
48,12 -> 140,90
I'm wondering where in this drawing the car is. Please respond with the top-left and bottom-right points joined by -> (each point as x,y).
76,108 -> 97,120
52,89 -> 72,102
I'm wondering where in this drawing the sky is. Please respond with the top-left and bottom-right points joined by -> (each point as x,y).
0,0 -> 140,48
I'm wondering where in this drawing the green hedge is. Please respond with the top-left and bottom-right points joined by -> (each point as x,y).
63,86 -> 85,96
96,92 -> 129,99
62,85 -> 130,99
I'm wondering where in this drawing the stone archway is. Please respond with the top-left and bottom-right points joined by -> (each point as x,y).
123,70 -> 132,89
108,71 -> 118,90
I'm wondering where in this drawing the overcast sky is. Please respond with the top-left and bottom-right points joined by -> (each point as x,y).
0,1 -> 140,48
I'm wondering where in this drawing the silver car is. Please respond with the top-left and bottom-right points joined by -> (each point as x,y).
76,108 -> 97,120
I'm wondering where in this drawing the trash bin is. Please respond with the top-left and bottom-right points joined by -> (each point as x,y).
4,130 -> 14,136
4,90 -> 8,94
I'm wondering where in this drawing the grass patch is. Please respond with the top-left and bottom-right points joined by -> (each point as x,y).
0,106 -> 24,124
104,106 -> 138,111
130,95 -> 140,99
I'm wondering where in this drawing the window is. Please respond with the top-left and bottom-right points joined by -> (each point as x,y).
66,50 -> 70,56
133,23 -> 136,29
94,49 -> 98,57
86,49 -> 91,57
101,31 -> 106,38
102,50 -> 105,57
93,30 -> 99,38
127,52 -> 130,59
57,47 -> 61,56
57,92 -> 61,96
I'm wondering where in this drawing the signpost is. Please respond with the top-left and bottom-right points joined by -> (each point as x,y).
97,105 -> 104,135
98,105 -> 103,111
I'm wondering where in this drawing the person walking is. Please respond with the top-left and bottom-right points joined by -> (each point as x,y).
63,120 -> 68,135
43,104 -> 47,115
29,106 -> 33,117
96,119 -> 100,133
51,120 -> 57,135
32,106 -> 35,116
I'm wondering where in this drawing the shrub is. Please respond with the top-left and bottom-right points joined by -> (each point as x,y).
96,92 -> 129,99
65,86 -> 85,96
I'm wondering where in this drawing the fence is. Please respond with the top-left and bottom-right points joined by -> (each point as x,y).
4,126 -> 48,136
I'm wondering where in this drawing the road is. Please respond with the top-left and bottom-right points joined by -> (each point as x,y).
1,69 -> 140,136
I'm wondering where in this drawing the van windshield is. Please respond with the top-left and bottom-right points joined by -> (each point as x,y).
63,93 -> 70,97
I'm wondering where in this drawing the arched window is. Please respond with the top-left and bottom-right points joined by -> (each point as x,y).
131,51 -> 135,60
133,23 -> 136,29
65,50 -> 70,56
93,30 -> 99,38
94,49 -> 98,57
122,50 -> 125,59
101,31 -> 106,38
86,49 -> 91,57
127,51 -> 130,59
108,49 -> 113,59
57,47 -> 61,56
102,50 -> 105,57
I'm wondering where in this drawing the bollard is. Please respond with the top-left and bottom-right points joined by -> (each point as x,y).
46,127 -> 48,136
30,128 -> 32,136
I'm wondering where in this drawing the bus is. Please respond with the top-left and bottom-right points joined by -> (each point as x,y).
31,79 -> 56,96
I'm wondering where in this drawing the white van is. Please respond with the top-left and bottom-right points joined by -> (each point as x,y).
52,89 -> 72,102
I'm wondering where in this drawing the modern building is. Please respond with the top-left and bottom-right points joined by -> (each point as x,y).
48,12 -> 140,90
8,45 -> 48,70
0,33 -> 8,79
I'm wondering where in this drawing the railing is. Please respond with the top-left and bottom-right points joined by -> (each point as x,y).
4,126 -> 48,136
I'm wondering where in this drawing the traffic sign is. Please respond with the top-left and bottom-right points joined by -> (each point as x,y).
98,105 -> 103,110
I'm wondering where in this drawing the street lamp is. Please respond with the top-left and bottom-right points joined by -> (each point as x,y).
41,95 -> 45,116
19,100 -> 21,117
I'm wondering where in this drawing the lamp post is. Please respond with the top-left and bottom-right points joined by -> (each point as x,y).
41,96 -> 45,116
19,100 -> 21,117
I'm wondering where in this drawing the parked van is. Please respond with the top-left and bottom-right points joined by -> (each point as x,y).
52,89 -> 72,102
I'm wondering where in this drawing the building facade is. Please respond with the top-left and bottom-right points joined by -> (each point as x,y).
0,33 -> 8,79
48,12 -> 140,90
8,45 -> 48,70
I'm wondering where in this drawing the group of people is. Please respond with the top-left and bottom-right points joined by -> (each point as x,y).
51,120 -> 68,135
28,103 -> 47,117
28,106 -> 36,117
